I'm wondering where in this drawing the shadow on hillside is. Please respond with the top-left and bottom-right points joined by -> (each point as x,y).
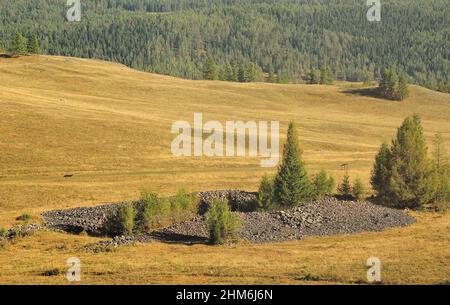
342,87 -> 385,99
0,54 -> 17,59
150,231 -> 209,245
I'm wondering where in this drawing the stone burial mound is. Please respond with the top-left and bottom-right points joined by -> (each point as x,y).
42,191 -> 416,246
198,190 -> 258,214
156,197 -> 416,243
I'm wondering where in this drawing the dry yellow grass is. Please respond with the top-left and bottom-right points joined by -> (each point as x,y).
0,211 -> 448,284
0,55 -> 449,284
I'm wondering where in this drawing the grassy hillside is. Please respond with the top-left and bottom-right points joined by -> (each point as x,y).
1,55 -> 449,222
0,55 -> 449,284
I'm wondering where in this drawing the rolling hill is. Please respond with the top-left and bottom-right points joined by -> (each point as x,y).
1,55 -> 449,221
0,55 -> 449,284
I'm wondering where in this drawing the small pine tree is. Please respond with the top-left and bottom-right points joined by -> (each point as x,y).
273,121 -> 311,206
311,170 -> 335,200
27,35 -> 40,54
308,68 -> 320,84
371,142 -> 392,201
338,174 -> 352,198
432,133 -> 450,207
258,175 -> 275,210
397,75 -> 409,100
237,64 -> 246,82
387,70 -> 399,100
267,66 -> 275,83
11,32 -> 27,55
245,62 -> 257,82
379,69 -> 390,96
320,66 -> 334,85
352,178 -> 366,201
225,63 -> 234,81
203,55 -> 217,80
389,115 -> 437,208
205,199 -> 241,244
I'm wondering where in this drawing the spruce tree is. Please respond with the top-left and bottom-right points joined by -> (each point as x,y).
245,62 -> 257,82
320,66 -> 334,85
379,69 -> 390,97
432,133 -> 450,205
387,70 -> 399,100
27,35 -> 40,54
338,174 -> 352,198
258,175 -> 275,210
11,32 -> 27,55
352,178 -> 366,201
311,170 -> 335,200
203,55 -> 217,80
237,64 -> 246,82
225,63 -> 234,81
389,115 -> 436,207
308,68 -> 320,84
267,66 -> 275,83
397,75 -> 409,100
274,121 -> 311,206
371,142 -> 392,200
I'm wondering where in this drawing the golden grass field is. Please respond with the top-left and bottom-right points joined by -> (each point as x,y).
0,55 -> 449,284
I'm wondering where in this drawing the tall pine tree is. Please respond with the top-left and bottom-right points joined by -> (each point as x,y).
11,32 -> 27,55
27,34 -> 40,54
273,121 -> 311,206
389,115 -> 436,207
371,142 -> 393,201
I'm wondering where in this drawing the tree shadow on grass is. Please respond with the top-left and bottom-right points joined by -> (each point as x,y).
150,231 -> 210,245
342,87 -> 386,99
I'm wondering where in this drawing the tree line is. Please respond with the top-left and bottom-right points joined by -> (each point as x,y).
0,0 -> 448,92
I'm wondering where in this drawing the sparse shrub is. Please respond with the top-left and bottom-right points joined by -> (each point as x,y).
337,174 -> 352,198
16,213 -> 31,222
105,202 -> 138,236
352,178 -> 366,201
258,175 -> 275,210
137,191 -> 171,231
205,199 -> 241,245
116,203 -> 136,235
170,188 -> 196,222
0,227 -> 6,237
311,170 -> 335,200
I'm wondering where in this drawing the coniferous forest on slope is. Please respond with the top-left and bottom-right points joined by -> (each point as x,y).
0,0 -> 448,92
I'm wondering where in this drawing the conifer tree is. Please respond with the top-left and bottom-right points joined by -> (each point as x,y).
245,62 -> 257,82
338,174 -> 352,198
27,34 -> 40,54
267,66 -> 275,83
352,178 -> 366,201
320,66 -> 334,85
274,121 -> 311,206
371,142 -> 392,200
311,170 -> 335,200
258,175 -> 275,210
203,55 -> 217,80
389,115 -> 436,207
11,32 -> 27,55
397,75 -> 409,100
308,68 -> 320,84
432,133 -> 450,205
237,64 -> 246,82
379,69 -> 390,96
387,70 -> 399,100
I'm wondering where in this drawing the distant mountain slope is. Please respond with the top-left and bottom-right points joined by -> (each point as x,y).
0,55 -> 449,213
0,0 -> 448,92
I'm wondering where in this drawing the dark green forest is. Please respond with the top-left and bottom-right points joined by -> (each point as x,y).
0,0 -> 448,92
